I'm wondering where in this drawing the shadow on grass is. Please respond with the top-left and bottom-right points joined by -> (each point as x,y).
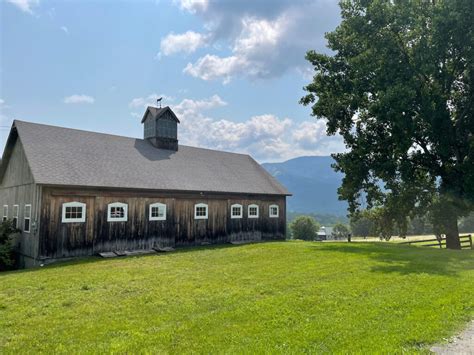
0,240 -> 285,276
313,242 -> 474,276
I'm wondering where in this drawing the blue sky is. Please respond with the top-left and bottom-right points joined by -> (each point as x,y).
1,0 -> 344,162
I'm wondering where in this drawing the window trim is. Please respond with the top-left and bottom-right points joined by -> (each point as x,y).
269,204 -> 279,218
2,205 -> 7,222
107,202 -> 128,222
230,204 -> 243,219
194,203 -> 208,220
248,204 -> 259,219
24,204 -> 31,233
12,204 -> 19,228
62,201 -> 86,223
149,202 -> 166,221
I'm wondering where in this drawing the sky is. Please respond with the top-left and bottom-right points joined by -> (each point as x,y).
0,0 -> 344,163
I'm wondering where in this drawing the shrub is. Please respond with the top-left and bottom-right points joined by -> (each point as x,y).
290,216 -> 320,241
0,219 -> 19,271
333,223 -> 350,240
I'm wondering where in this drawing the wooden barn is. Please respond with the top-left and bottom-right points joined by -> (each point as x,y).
0,106 -> 290,267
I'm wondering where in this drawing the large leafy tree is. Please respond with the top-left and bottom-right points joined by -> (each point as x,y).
301,0 -> 473,249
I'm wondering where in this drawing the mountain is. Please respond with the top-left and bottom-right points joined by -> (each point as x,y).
263,156 -> 348,215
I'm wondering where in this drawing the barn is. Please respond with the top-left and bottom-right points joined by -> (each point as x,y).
0,106 -> 290,267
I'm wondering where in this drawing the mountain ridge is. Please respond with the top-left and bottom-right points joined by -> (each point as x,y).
263,156 -> 348,215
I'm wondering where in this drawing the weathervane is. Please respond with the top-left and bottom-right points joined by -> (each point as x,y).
157,97 -> 162,108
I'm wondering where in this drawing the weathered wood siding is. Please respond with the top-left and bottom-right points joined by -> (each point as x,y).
0,138 -> 40,266
39,187 -> 286,259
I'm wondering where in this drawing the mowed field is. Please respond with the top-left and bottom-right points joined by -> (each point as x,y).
0,241 -> 473,353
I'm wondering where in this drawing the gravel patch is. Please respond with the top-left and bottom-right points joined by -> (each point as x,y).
431,320 -> 474,354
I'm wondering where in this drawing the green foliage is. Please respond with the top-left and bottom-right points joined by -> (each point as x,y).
0,220 -> 19,271
290,216 -> 321,241
0,243 -> 473,353
459,213 -> 474,233
301,0 -> 474,247
350,211 -> 374,238
332,223 -> 350,239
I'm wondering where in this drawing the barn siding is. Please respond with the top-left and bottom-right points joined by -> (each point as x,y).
39,187 -> 286,260
0,138 -> 40,266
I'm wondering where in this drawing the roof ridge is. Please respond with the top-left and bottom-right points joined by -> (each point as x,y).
13,120 -> 252,158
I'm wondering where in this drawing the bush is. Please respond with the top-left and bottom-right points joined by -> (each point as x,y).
290,216 -> 321,241
333,223 -> 350,240
0,219 -> 19,271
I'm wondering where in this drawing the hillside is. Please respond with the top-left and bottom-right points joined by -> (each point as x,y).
1,242 -> 473,353
263,156 -> 348,215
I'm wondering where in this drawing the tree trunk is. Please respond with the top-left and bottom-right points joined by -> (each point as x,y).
445,213 -> 461,250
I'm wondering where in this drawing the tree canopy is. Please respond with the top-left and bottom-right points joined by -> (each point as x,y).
290,216 -> 321,241
301,0 -> 473,248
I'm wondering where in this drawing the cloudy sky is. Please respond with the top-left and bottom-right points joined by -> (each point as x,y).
1,0 -> 343,162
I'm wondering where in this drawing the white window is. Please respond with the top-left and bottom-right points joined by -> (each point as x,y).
269,204 -> 279,218
231,204 -> 243,219
12,205 -> 19,228
2,205 -> 7,222
62,202 -> 86,223
149,203 -> 166,221
107,202 -> 128,222
24,204 -> 31,233
194,203 -> 208,220
248,204 -> 259,218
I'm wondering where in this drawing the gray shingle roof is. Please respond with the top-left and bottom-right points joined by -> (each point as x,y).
12,120 -> 290,195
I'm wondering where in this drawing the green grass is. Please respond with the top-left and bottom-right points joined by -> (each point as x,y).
1,242 -> 473,353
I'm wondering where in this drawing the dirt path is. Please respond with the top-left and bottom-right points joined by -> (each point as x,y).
431,320 -> 474,354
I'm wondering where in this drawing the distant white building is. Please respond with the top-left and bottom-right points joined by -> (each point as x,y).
317,226 -> 334,240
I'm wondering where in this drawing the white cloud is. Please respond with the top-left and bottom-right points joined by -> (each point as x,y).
174,0 -> 208,14
60,26 -> 69,34
170,95 -> 344,162
63,95 -> 95,104
5,0 -> 39,14
159,31 -> 209,57
174,0 -> 340,82
128,93 -> 173,109
184,55 -> 248,83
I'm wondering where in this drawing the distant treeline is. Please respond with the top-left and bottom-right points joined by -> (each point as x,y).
287,211 -> 348,227
287,210 -> 474,238
350,211 -> 474,238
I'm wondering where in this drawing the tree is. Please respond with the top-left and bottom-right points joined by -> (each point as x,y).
350,211 -> 373,238
332,223 -> 350,240
290,216 -> 321,241
301,0 -> 474,249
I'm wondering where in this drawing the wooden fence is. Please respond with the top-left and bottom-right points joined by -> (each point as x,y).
400,234 -> 472,249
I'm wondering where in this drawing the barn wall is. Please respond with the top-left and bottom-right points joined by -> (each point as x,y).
0,138 -> 40,266
39,187 -> 286,260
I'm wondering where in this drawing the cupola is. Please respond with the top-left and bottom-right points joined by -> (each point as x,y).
141,106 -> 180,151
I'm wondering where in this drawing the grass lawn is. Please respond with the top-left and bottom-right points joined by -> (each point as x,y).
1,242 -> 473,353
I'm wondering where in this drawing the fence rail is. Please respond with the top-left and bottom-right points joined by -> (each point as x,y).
400,234 -> 472,249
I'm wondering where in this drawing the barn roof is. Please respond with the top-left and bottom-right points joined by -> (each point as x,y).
3,120 -> 290,196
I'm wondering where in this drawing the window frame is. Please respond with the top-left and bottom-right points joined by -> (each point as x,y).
230,204 -> 243,219
107,202 -> 128,222
194,203 -> 208,220
149,202 -> 166,221
269,204 -> 279,218
12,204 -> 19,228
24,204 -> 32,233
248,204 -> 259,219
61,201 -> 86,223
2,205 -> 7,222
